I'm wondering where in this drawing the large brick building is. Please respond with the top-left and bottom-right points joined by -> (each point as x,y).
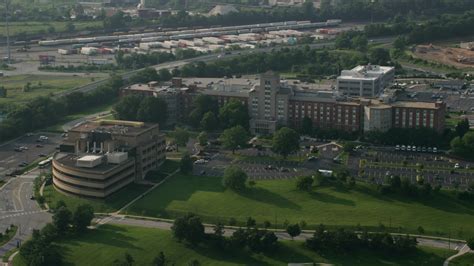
120,70 -> 446,135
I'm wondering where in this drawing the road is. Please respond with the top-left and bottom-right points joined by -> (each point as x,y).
0,169 -> 51,258
97,214 -> 467,251
0,132 -> 62,179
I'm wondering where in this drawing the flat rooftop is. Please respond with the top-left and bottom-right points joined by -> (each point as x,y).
54,153 -> 133,174
391,101 -> 442,109
70,120 -> 158,136
338,65 -> 394,80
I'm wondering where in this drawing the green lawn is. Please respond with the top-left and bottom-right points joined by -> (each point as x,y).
451,253 -> 474,265
43,183 -> 150,213
0,74 -> 103,105
0,21 -> 102,37
0,225 -> 17,247
12,224 -> 457,266
125,174 -> 474,238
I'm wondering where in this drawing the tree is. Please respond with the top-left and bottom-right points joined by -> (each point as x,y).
53,206 -> 71,233
272,127 -> 299,158
300,116 -> 313,136
72,204 -> 94,233
455,118 -> 469,138
136,97 -> 168,125
246,217 -> 257,228
114,95 -> 142,121
351,34 -> 368,52
65,22 -> 75,32
200,111 -> 218,131
158,68 -> 172,81
152,252 -> 166,266
393,36 -> 407,51
369,48 -> 391,65
125,253 -> 135,265
296,176 -> 314,191
219,100 -> 250,129
223,165 -> 248,191
180,153 -> 193,174
467,237 -> 474,249
220,125 -> 248,154
197,131 -> 208,146
173,127 -> 190,152
286,224 -> 301,239
171,214 -> 205,245
343,142 -> 356,153
104,11 -> 128,29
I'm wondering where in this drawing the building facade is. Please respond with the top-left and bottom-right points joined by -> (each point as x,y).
52,120 -> 166,198
337,65 -> 395,97
120,70 -> 445,135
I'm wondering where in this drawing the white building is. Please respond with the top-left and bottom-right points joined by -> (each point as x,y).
336,65 -> 395,98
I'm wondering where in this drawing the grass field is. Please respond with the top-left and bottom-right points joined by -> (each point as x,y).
451,253 -> 474,265
125,174 -> 474,238
0,21 -> 102,37
43,183 -> 150,213
12,224 -> 457,266
0,74 -> 102,105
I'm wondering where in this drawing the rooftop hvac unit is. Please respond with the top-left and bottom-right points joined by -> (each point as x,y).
107,152 -> 128,164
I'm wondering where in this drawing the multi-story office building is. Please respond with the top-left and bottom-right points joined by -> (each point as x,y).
120,70 -> 445,135
52,120 -> 166,198
121,82 -> 191,127
391,101 -> 446,133
337,65 -> 395,97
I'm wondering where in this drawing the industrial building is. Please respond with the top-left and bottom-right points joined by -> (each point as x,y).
52,120 -> 166,198
337,65 -> 395,98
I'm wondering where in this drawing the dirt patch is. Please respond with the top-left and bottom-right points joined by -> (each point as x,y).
413,44 -> 474,69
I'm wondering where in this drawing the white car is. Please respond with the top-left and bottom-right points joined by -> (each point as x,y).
194,159 -> 207,165
454,163 -> 460,169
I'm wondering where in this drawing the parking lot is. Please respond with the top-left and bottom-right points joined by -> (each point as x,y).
0,132 -> 62,179
190,144 -> 338,180
359,149 -> 474,189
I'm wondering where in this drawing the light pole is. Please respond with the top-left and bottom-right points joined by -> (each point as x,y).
4,0 -> 11,64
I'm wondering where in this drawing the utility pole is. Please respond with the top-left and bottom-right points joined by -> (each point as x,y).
5,0 -> 11,64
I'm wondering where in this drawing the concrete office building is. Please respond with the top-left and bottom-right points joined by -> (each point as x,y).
52,120 -> 166,198
337,65 -> 395,97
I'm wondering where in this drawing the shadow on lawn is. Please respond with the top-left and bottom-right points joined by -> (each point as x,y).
354,184 -> 474,216
63,225 -> 141,250
237,187 -> 301,210
308,191 -> 356,206
186,242 -> 272,265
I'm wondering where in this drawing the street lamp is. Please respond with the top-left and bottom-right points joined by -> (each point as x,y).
4,0 -> 11,64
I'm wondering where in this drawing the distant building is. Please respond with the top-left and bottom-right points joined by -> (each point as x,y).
337,65 -> 395,98
208,5 -> 238,16
52,120 -> 166,198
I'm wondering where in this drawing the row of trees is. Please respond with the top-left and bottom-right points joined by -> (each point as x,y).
306,224 -> 417,255
20,202 -> 94,266
114,95 -> 168,125
171,213 -> 278,254
173,48 -> 369,80
365,10 -> 474,45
